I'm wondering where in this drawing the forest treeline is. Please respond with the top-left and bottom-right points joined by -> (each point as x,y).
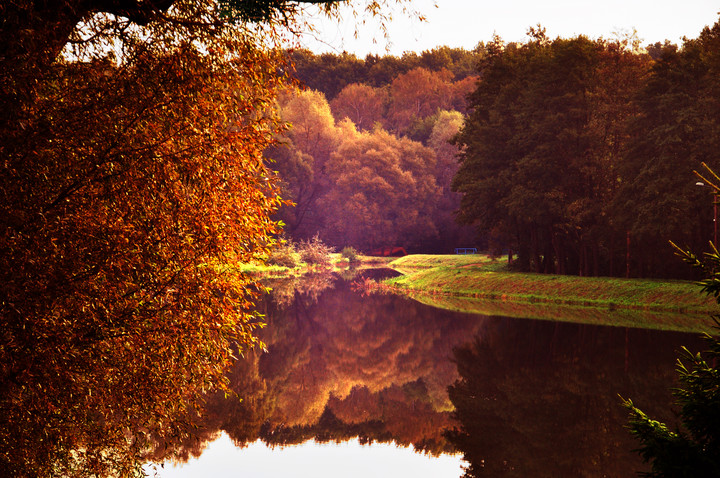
287,46 -> 481,99
454,25 -> 720,279
276,19 -> 720,279
268,46 -> 481,253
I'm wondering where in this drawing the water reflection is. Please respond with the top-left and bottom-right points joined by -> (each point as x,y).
253,273 -> 482,453
152,435 -> 464,478
151,272 -> 702,476
444,321 -> 704,477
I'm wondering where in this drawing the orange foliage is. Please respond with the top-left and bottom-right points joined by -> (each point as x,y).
0,1 -> 423,475
386,67 -> 454,132
319,127 -> 440,251
0,27 -> 288,478
331,83 -> 388,131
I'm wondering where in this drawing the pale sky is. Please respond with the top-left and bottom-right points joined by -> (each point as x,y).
297,0 -> 720,56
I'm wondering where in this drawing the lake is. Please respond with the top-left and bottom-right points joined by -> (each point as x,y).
146,270 -> 704,477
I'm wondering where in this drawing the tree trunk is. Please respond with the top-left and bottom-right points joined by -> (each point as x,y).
592,240 -> 599,277
531,226 -> 541,273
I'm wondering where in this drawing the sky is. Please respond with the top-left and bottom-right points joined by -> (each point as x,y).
296,0 -> 720,56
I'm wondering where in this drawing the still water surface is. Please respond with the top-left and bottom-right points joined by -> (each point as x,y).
148,270 -> 703,477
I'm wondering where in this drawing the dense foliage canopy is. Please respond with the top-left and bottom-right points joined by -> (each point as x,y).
1,39 -> 286,477
0,0 -> 409,475
453,22 -> 720,278
288,46 -> 481,99
268,87 -> 475,252
454,30 -> 650,275
267,49 -> 480,253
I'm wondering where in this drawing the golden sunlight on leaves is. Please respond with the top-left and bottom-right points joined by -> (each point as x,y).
1,11 -> 288,478
0,1 -> 420,475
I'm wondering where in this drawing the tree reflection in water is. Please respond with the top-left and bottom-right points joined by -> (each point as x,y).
147,273 -> 702,476
146,272 -> 485,465
445,319 -> 702,477
263,272 -> 338,308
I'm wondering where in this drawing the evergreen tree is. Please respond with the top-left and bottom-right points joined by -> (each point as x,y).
623,165 -> 720,476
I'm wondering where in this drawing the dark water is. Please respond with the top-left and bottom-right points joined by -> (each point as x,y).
148,271 -> 705,477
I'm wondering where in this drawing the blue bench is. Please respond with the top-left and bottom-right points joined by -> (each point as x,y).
454,248 -> 477,255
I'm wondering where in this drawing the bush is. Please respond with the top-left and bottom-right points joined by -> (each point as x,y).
299,235 -> 334,266
267,240 -> 298,268
341,246 -> 359,263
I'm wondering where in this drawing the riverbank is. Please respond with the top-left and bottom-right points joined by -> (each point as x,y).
232,253 -> 394,277
378,254 -> 718,333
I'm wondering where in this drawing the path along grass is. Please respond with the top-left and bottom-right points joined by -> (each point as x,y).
380,254 -> 718,334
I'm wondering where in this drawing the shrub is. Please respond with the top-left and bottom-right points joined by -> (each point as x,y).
267,240 -> 298,268
341,246 -> 359,263
299,235 -> 334,266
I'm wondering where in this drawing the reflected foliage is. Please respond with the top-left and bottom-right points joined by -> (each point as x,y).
263,272 -> 337,307
445,320 -> 699,477
148,275 -> 488,462
147,275 -> 701,472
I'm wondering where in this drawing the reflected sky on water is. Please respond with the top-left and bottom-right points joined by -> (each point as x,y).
149,434 -> 464,478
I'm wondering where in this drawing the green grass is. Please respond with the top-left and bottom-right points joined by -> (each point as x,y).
388,253 -> 506,272
381,254 -> 718,333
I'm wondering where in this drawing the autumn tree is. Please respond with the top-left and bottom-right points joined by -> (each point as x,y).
318,125 -> 440,251
1,37 -> 293,478
1,35 -> 288,478
268,88 -> 343,239
427,110 -> 476,250
0,0 -> 411,476
449,75 -> 480,113
429,110 -> 465,197
278,89 -> 340,159
270,87 -> 445,251
386,67 -> 454,133
330,82 -> 388,131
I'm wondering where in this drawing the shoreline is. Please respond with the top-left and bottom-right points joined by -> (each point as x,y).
376,254 -> 718,334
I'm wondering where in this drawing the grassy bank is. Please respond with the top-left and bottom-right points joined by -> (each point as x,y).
381,254 -> 718,333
